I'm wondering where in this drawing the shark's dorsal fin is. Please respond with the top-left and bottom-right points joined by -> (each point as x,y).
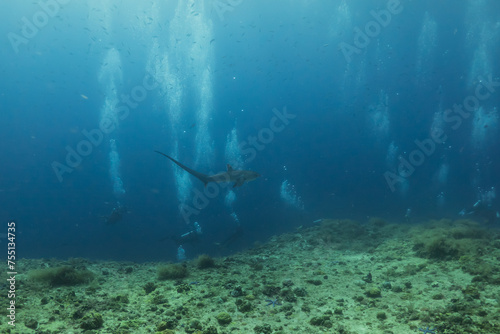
227,164 -> 233,172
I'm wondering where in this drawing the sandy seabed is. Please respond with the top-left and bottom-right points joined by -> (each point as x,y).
2,218 -> 500,334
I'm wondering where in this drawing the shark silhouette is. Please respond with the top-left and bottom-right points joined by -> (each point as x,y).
155,151 -> 260,187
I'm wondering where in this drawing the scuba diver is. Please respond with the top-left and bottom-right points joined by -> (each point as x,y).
170,222 -> 203,245
101,202 -> 127,225
459,199 -> 499,224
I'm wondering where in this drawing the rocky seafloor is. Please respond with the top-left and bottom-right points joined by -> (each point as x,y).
2,218 -> 500,334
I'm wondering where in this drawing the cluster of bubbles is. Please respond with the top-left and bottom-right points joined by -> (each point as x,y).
97,48 -> 125,199
471,107 -> 498,149
479,186 -> 496,205
109,139 -> 125,196
224,190 -> 236,209
280,179 -> 304,211
368,90 -> 390,138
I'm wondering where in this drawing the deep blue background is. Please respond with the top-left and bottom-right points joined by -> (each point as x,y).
0,0 -> 499,261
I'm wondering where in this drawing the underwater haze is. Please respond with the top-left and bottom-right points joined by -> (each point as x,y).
1,0 -> 500,262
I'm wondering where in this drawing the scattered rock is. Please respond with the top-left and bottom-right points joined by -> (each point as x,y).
376,311 -> 387,320
80,311 -> 103,330
215,312 -> 232,325
365,287 -> 381,298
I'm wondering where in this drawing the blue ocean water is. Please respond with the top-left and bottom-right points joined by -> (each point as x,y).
1,0 -> 499,262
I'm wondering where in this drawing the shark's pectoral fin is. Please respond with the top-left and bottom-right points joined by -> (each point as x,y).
233,178 -> 245,187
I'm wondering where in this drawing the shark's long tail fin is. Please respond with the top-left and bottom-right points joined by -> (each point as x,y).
155,150 -> 211,185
